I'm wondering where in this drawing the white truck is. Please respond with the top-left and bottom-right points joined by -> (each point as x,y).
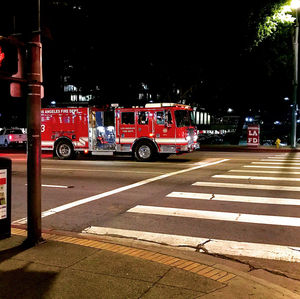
0,128 -> 27,147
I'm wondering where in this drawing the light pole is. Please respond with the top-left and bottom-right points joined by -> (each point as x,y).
291,0 -> 300,148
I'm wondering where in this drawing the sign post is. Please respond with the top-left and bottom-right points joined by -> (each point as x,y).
247,125 -> 260,147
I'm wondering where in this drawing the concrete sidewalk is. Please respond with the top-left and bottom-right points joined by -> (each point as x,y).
0,228 -> 299,298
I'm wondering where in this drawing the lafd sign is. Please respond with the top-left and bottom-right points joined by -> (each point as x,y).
247,125 -> 260,146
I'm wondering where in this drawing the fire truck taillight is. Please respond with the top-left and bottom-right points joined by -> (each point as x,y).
149,133 -> 154,137
84,150 -> 89,154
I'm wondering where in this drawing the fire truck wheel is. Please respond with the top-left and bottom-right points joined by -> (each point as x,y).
55,140 -> 74,160
134,142 -> 156,162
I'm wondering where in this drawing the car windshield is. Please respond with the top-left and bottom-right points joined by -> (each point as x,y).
174,110 -> 195,127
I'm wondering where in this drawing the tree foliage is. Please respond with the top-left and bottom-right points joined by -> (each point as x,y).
255,0 -> 294,46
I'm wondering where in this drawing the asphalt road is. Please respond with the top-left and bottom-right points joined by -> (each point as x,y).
6,150 -> 300,266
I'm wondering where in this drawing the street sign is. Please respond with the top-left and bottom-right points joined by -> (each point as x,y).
247,125 -> 260,146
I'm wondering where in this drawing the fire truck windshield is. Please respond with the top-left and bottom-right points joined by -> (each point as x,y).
174,110 -> 195,127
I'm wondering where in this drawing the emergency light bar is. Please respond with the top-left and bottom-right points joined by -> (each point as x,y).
145,103 -> 191,109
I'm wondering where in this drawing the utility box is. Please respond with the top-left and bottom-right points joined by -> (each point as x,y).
0,158 -> 11,239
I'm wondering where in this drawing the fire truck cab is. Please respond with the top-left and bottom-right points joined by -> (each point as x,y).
41,103 -> 199,161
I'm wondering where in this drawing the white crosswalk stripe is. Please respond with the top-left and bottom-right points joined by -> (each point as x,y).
82,156 -> 300,262
127,205 -> 300,227
244,165 -> 300,169
229,169 -> 300,174
261,159 -> 300,162
212,174 -> 300,181
192,181 -> 300,191
82,226 -> 300,262
252,161 -> 300,165
166,192 -> 300,205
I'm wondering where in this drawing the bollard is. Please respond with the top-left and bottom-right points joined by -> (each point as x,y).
0,158 -> 12,239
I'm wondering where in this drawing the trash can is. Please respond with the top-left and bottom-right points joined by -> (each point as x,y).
0,157 -> 11,239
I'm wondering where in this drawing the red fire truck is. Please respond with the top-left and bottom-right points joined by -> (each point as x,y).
41,103 -> 199,161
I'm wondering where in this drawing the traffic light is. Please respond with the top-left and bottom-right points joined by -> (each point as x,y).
0,37 -> 18,76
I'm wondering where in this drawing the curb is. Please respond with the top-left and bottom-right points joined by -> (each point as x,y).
11,227 -> 235,284
10,227 -> 300,298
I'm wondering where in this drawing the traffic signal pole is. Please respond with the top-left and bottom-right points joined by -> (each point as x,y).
292,8 -> 299,148
26,32 -> 42,245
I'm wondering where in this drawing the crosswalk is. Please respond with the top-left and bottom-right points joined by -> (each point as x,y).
82,154 -> 300,262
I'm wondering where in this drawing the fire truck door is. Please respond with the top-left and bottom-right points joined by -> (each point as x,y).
154,110 -> 176,146
119,111 -> 136,144
137,111 -> 152,138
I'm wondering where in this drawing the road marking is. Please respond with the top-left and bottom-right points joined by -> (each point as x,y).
25,183 -> 73,189
229,169 -> 300,175
128,205 -> 300,227
13,159 -> 229,224
192,181 -> 300,191
213,174 -> 300,181
167,192 -> 300,205
244,165 -> 300,169
82,226 -> 300,262
42,184 -> 73,188
252,161 -> 300,165
42,167 -> 165,175
260,159 -> 299,163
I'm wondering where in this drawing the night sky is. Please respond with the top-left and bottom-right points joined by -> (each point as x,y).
42,1 -> 258,103
0,0 -> 295,127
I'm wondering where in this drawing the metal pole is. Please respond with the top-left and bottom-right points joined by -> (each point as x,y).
25,0 -> 42,246
26,33 -> 42,245
292,9 -> 299,148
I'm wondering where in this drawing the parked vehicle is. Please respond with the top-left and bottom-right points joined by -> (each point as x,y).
0,128 -> 27,147
41,103 -> 199,161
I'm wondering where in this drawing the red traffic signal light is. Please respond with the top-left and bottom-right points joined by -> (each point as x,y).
0,37 -> 18,76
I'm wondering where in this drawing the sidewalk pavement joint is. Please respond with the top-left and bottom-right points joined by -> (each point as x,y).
11,227 -> 236,284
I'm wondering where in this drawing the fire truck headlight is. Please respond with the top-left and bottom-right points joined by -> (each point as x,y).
194,135 -> 198,142
186,135 -> 191,141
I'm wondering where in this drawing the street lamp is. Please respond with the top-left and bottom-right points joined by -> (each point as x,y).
291,0 -> 300,148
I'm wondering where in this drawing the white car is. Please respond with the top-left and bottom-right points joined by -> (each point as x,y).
0,128 -> 27,147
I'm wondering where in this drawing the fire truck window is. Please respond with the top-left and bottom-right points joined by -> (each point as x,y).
138,111 -> 149,125
122,112 -> 135,125
166,111 -> 173,124
156,111 -> 164,125
104,111 -> 115,126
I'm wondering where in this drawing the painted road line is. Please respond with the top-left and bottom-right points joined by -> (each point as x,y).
244,165 -> 300,169
192,181 -> 300,192
229,169 -> 300,175
166,192 -> 300,206
127,205 -> 300,227
82,226 -> 300,262
25,183 -> 73,189
252,161 -> 300,165
25,183 -> 73,188
260,159 -> 299,163
13,159 -> 229,224
42,167 -> 165,175
213,174 -> 300,181
42,184 -> 74,188
83,226 -> 208,246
